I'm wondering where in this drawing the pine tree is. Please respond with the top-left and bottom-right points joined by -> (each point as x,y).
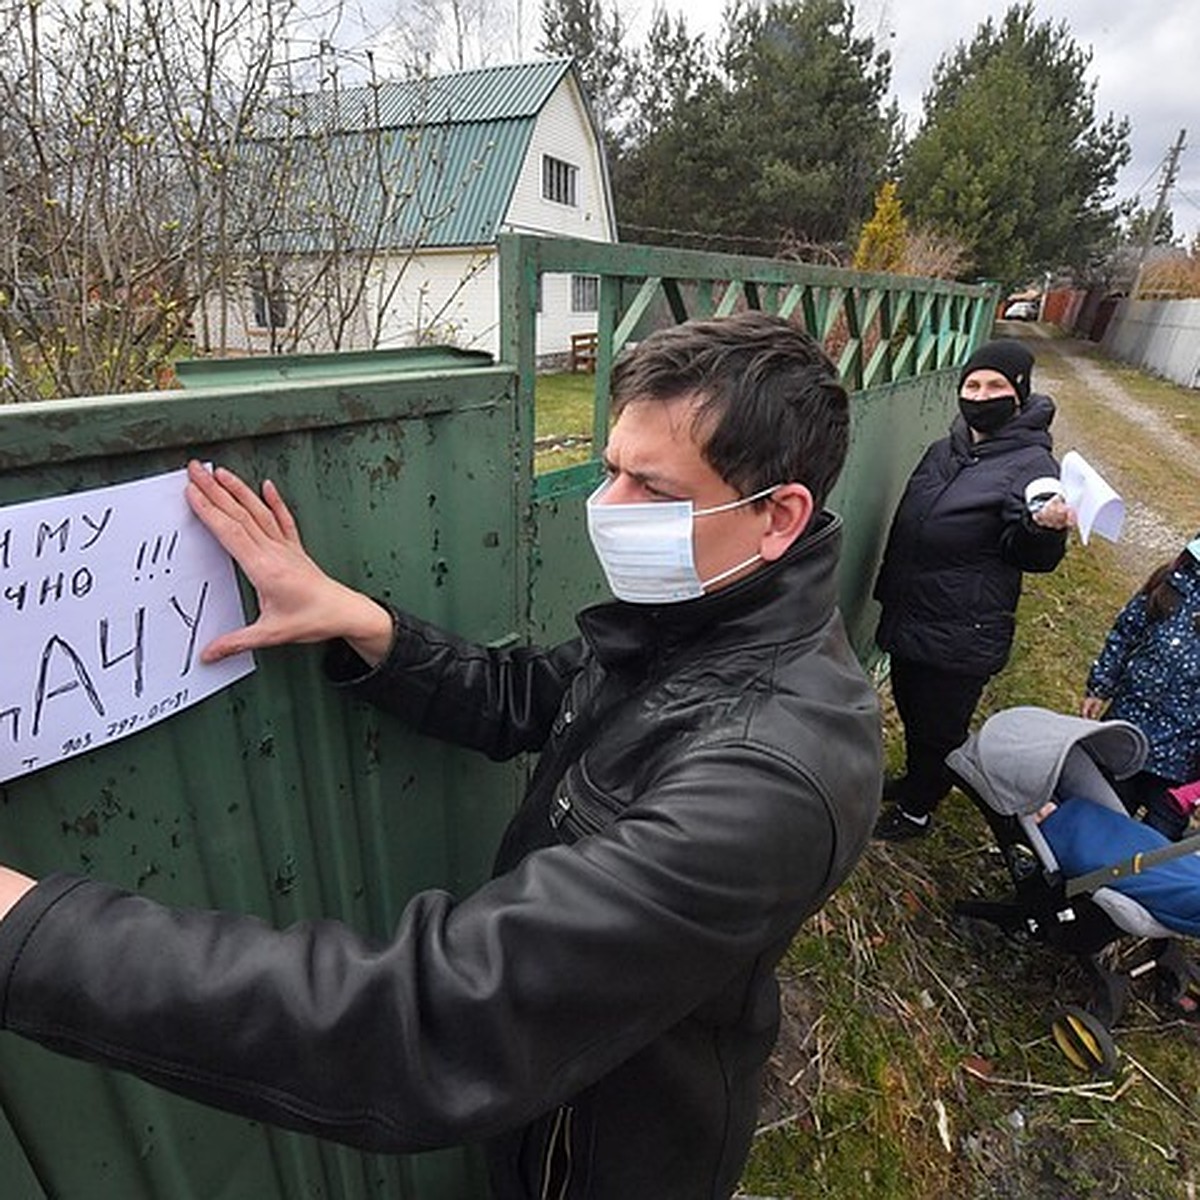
900,3 -> 1129,282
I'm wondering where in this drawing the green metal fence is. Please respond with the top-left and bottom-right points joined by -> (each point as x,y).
498,234 -> 997,659
0,239 -> 996,1199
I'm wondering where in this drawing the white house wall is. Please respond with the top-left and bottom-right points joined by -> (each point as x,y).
372,253 -> 605,367
505,77 -> 614,244
503,75 -> 615,361
200,246 -> 605,363
194,259 -> 375,356
373,249 -> 500,353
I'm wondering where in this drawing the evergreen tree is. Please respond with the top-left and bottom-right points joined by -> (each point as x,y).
616,0 -> 899,254
622,7 -> 712,149
539,0 -> 632,138
853,180 -> 908,272
900,3 -> 1130,282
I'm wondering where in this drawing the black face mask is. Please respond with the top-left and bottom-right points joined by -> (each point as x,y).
959,395 -> 1016,435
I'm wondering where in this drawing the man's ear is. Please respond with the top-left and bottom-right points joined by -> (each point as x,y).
759,483 -> 814,561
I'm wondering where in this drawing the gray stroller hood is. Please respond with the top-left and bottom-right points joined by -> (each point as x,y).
947,706 -> 1177,939
946,706 -> 1148,818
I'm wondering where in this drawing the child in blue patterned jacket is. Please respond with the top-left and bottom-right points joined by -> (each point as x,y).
1083,534 -> 1200,840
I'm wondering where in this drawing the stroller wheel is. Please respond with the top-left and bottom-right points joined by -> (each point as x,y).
1050,1005 -> 1119,1076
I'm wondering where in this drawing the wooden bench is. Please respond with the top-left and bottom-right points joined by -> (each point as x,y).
569,331 -> 598,373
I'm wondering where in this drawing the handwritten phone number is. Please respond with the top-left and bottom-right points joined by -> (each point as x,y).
58,688 -> 191,756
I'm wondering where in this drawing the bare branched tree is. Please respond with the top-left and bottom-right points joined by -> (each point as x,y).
0,0 -> 500,401
373,0 -> 518,75
1,0 -> 200,398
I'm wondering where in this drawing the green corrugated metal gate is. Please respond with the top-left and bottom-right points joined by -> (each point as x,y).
0,236 -> 996,1199
0,349 -> 517,1198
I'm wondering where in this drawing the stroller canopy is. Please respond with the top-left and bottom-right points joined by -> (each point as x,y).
946,706 -> 1148,817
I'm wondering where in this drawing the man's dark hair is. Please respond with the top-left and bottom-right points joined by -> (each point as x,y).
610,312 -> 849,509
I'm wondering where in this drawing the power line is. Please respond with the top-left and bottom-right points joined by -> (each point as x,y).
616,221 -> 848,264
617,221 -> 784,247
1174,185 -> 1200,215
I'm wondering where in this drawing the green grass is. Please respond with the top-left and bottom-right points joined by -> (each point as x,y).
534,372 -> 600,473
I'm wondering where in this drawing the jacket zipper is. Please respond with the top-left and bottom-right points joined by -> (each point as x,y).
550,790 -> 573,830
539,1104 -> 574,1200
547,667 -> 668,839
550,759 -> 618,838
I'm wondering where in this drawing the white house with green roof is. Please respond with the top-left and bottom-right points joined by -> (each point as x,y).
208,58 -> 615,363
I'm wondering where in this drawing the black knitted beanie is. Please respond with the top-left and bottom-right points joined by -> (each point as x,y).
958,339 -> 1035,403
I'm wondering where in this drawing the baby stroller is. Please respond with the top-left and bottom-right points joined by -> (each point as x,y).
946,706 -> 1200,1075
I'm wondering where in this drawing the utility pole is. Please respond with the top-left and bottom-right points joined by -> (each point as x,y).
1132,128 -> 1187,298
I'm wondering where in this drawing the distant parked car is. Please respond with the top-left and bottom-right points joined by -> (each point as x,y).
1004,299 -> 1039,321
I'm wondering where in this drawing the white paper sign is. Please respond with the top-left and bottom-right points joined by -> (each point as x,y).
1060,450 -> 1125,545
0,468 -> 255,782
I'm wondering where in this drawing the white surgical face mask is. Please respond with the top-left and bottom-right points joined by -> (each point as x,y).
585,479 -> 778,604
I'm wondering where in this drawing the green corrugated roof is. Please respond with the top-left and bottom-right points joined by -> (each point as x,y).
264,58 -> 575,135
245,59 -> 577,251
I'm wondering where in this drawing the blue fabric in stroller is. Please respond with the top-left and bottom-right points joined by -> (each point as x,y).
1039,798 -> 1200,937
945,706 -> 1200,1070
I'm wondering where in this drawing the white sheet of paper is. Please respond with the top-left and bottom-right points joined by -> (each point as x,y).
0,468 -> 255,782
1060,450 -> 1125,545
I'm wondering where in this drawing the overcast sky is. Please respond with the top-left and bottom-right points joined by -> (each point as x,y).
654,0 -> 1200,244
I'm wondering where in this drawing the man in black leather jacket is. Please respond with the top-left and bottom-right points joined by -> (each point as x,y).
0,313 -> 882,1199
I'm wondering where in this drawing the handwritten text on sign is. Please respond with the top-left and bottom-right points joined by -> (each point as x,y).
0,468 -> 255,783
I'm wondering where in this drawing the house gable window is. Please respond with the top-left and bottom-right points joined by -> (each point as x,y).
542,155 -> 578,207
571,274 -> 599,313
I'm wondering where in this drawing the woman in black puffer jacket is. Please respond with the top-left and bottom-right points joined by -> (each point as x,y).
873,339 -> 1073,841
